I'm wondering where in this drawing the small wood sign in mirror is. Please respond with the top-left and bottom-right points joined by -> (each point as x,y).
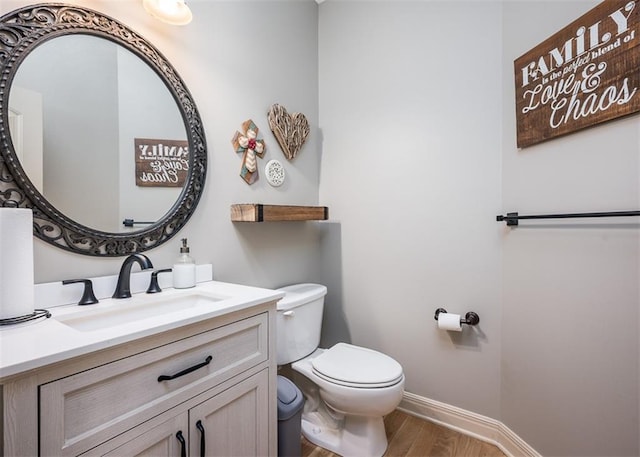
135,138 -> 190,187
0,4 -> 207,256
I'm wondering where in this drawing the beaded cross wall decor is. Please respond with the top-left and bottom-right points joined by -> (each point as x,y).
232,120 -> 266,184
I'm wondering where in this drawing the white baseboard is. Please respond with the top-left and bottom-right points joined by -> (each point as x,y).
398,392 -> 541,457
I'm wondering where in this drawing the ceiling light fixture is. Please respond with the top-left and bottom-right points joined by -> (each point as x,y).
143,0 -> 193,26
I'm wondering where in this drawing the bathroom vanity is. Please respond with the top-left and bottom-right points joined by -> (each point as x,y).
0,281 -> 283,456
0,4 -> 288,455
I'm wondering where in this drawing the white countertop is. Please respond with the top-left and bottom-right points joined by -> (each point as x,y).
0,281 -> 284,380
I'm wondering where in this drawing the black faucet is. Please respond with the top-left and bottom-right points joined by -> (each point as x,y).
112,253 -> 154,299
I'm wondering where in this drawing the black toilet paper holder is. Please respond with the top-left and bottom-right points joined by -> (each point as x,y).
434,308 -> 480,326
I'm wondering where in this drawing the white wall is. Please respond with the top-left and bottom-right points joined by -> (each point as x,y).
501,2 -> 639,455
318,1 -> 503,419
2,0 -> 323,290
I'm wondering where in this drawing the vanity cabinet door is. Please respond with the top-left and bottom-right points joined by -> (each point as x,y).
101,412 -> 189,457
40,313 -> 268,456
90,369 -> 270,457
189,369 -> 269,457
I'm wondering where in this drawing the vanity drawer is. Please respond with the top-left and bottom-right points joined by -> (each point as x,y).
40,313 -> 268,456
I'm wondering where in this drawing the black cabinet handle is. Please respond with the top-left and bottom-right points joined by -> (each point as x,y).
196,419 -> 206,457
176,431 -> 186,457
157,356 -> 213,382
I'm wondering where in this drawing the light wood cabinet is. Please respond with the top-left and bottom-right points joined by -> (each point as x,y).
102,411 -> 189,457
93,369 -> 269,457
189,369 -> 269,457
1,301 -> 278,457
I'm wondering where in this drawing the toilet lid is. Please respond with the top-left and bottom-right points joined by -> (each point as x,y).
311,343 -> 403,388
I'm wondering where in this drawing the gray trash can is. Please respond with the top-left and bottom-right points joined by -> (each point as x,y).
277,375 -> 305,457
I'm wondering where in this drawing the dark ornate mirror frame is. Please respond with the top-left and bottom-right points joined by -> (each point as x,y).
0,3 -> 207,256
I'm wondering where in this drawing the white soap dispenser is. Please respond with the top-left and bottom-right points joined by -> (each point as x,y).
173,238 -> 196,289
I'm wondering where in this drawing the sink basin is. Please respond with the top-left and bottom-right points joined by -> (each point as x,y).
56,292 -> 226,332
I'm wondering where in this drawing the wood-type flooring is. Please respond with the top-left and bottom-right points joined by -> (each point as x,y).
301,409 -> 506,457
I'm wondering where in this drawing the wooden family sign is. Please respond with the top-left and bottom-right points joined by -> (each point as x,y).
135,138 -> 189,187
515,0 -> 639,148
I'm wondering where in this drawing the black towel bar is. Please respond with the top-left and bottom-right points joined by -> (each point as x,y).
122,218 -> 155,227
496,210 -> 640,226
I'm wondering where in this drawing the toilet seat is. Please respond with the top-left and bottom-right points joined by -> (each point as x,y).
311,343 -> 403,388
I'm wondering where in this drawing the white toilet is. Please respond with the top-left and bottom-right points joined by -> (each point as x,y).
276,283 -> 405,457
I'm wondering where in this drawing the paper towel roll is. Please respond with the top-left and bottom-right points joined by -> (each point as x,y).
0,208 -> 35,320
438,312 -> 462,332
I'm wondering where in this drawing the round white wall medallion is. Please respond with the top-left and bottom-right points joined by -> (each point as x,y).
265,159 -> 285,187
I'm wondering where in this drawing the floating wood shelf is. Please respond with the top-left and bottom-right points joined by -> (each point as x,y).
230,204 -> 329,222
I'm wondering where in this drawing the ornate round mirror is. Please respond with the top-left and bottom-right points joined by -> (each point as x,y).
0,4 -> 207,256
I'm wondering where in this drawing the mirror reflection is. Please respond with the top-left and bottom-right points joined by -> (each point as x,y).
9,34 -> 186,233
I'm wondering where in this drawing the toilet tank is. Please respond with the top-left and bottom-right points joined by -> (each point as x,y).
276,283 -> 327,365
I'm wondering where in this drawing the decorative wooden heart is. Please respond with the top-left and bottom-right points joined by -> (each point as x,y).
267,104 -> 310,160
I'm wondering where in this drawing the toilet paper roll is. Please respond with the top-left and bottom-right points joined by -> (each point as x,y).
0,208 -> 35,320
438,313 -> 462,332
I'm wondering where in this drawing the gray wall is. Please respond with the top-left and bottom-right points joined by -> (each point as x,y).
12,34 -> 185,233
501,2 -> 639,455
117,45 -> 185,230
317,0 -> 503,419
2,0 -> 323,290
12,35 -> 120,231
318,1 -> 639,456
